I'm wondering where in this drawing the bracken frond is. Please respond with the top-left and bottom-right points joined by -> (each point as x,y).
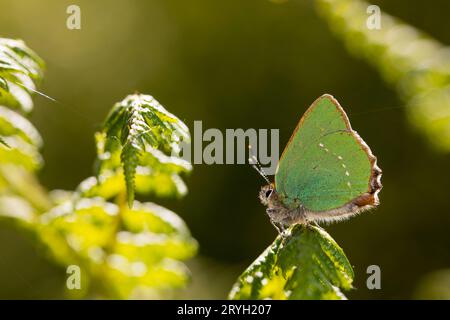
95,94 -> 191,206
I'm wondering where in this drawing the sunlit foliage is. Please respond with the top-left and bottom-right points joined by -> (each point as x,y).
316,0 -> 450,150
229,225 -> 353,300
95,94 -> 191,206
0,37 -> 197,298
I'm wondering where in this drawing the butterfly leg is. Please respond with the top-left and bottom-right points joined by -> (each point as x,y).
269,219 -> 283,234
271,221 -> 292,240
279,226 -> 289,239
266,206 -> 292,236
310,221 -> 320,228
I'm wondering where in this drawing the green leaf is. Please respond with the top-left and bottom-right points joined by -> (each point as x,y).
0,105 -> 43,147
0,135 -> 42,170
229,225 -> 354,300
0,165 -> 51,211
0,39 -> 45,216
122,201 -> 193,237
38,197 -> 197,298
0,135 -> 9,148
97,94 -> 191,207
315,0 -> 450,151
0,37 -> 197,299
47,92 -> 197,298
0,76 -> 8,91
0,77 -> 34,113
40,198 -> 119,257
122,142 -> 139,207
0,194 -> 37,225
0,38 -> 44,113
0,38 -> 45,80
78,166 -> 188,200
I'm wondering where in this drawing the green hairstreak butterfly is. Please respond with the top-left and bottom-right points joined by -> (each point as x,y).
258,94 -> 382,232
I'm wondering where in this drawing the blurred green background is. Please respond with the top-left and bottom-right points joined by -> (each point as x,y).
0,0 -> 449,299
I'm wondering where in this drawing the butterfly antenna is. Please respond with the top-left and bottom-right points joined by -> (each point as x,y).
248,145 -> 271,184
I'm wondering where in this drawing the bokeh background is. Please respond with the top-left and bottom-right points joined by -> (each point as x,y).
0,0 -> 449,299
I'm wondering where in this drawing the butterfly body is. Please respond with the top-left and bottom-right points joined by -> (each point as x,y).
260,94 -> 382,230
259,184 -> 306,231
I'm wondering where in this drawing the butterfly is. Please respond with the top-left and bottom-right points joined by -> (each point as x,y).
257,94 -> 382,233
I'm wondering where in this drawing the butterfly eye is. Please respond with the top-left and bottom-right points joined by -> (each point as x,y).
265,189 -> 273,198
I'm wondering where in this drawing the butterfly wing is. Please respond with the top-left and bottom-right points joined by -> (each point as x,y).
275,94 -> 381,213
